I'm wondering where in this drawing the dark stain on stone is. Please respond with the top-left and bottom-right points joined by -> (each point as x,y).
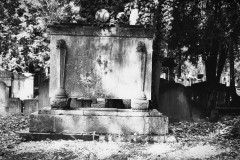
103,60 -> 108,69
116,39 -> 124,65
136,41 -> 147,53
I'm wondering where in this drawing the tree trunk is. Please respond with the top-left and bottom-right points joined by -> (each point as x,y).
229,40 -> 238,103
205,40 -> 218,83
216,45 -> 227,82
176,50 -> 182,78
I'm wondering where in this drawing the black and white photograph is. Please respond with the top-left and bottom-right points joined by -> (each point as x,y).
0,0 -> 240,159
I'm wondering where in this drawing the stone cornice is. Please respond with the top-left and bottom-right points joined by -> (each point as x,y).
48,24 -> 155,38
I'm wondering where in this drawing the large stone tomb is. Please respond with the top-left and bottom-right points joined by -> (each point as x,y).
27,25 -> 168,138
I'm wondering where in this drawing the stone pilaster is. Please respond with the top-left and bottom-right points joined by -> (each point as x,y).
50,39 -> 68,110
131,42 -> 149,110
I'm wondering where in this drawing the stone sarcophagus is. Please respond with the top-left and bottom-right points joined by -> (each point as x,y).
26,24 -> 168,138
49,25 -> 154,109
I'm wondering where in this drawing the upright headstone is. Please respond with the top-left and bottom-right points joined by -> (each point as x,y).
12,73 -> 34,99
8,98 -> 22,114
157,83 -> 192,121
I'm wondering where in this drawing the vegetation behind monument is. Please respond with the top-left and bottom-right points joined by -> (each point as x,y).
1,0 -> 240,87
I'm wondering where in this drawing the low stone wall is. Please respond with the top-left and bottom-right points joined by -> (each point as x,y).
0,98 -> 39,115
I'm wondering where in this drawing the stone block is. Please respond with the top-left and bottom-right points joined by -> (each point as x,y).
8,98 -> 22,114
70,98 -> 92,109
131,99 -> 149,110
50,97 -> 68,110
23,99 -> 38,114
69,98 -> 82,109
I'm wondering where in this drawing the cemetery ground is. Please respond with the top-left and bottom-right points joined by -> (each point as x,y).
0,114 -> 240,160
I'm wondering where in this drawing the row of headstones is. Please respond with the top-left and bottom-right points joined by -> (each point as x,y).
0,98 -> 38,115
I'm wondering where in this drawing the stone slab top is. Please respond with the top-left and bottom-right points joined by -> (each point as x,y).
37,109 -> 163,117
47,24 -> 154,38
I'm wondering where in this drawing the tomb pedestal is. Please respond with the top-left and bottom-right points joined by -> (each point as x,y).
29,108 -> 168,135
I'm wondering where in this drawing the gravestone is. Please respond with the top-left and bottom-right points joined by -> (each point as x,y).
23,99 -> 38,114
8,98 -> 22,114
157,83 -> 192,121
12,73 -> 34,99
0,81 -> 9,114
190,82 -> 228,120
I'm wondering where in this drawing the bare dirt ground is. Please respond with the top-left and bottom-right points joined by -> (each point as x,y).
0,114 -> 240,160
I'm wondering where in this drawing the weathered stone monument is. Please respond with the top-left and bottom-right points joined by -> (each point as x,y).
0,70 -> 36,114
0,71 -> 12,114
8,98 -> 22,114
0,81 -> 9,113
25,25 -> 168,139
12,73 -> 34,99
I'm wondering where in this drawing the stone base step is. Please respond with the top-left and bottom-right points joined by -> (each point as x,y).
29,109 -> 168,135
19,128 -> 176,143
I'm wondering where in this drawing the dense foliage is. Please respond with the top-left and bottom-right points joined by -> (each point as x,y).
0,0 -> 50,73
1,0 -> 240,81
0,0 -> 159,73
164,0 -> 240,83
38,0 -> 158,26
